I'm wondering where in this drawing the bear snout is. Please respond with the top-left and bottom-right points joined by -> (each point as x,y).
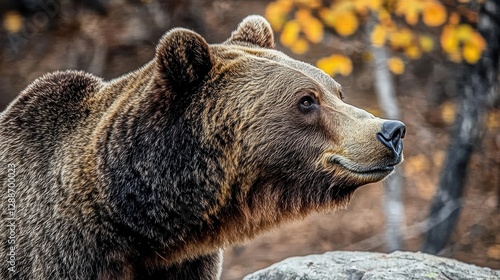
377,120 -> 406,158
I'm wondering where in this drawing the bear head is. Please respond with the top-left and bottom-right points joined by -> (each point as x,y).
104,15 -> 405,252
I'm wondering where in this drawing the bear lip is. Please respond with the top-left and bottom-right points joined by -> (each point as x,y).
326,155 -> 397,175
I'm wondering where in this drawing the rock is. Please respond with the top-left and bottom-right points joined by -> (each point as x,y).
243,251 -> 500,280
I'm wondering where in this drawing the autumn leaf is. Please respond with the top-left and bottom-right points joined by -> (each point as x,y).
440,23 -> 486,63
419,35 -> 434,52
389,28 -> 413,49
422,1 -> 447,27
395,0 -> 421,25
471,31 -> 486,50
378,8 -> 394,26
449,12 -> 460,25
265,0 -> 293,31
3,11 -> 23,33
267,0 -> 487,67
440,24 -> 459,54
332,11 -> 359,36
280,20 -> 301,47
295,0 -> 321,9
405,45 -> 422,59
319,2 -> 358,37
295,9 -> 324,43
456,24 -> 474,41
462,42 -> 481,64
354,0 -> 382,14
388,57 -> 405,75
317,54 -> 353,76
290,38 -> 309,54
371,24 -> 387,47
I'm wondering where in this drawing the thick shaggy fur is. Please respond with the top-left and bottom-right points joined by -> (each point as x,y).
0,16 -> 402,279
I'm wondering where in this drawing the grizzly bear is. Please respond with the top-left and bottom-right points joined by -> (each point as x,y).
0,15 -> 405,279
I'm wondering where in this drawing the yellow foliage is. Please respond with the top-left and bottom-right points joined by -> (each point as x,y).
456,24 -> 474,41
387,57 -> 405,75
449,12 -> 460,25
354,0 -> 382,14
422,1 -> 447,27
295,0 -> 321,9
440,24 -> 459,53
405,45 -> 422,59
371,24 -> 387,47
378,8 -> 394,26
333,11 -> 359,36
463,42 -> 481,63
395,0 -> 422,25
396,0 -> 446,26
3,11 -> 23,33
266,0 -> 486,65
419,35 -> 434,52
328,0 -> 355,13
265,0 -> 293,31
319,2 -> 358,37
389,28 -> 413,49
471,31 -> 487,50
280,20 -> 301,47
317,54 -> 353,76
295,9 -> 324,43
441,23 -> 486,64
290,38 -> 310,54
295,8 -> 311,23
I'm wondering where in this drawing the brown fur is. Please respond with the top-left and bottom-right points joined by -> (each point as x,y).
0,16 -> 403,279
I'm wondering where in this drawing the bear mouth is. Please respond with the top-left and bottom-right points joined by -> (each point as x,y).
326,155 -> 399,176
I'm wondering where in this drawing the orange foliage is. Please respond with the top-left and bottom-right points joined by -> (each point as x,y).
296,9 -> 324,43
265,0 -> 486,75
441,22 -> 486,63
265,0 -> 294,31
395,0 -> 422,25
280,20 -> 301,48
388,57 -> 405,74
389,28 -> 414,49
317,54 -> 353,76
319,1 -> 359,36
419,35 -> 435,52
371,24 -> 387,47
423,1 -> 447,26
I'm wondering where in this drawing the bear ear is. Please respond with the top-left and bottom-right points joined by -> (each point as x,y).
225,15 -> 275,48
155,28 -> 212,92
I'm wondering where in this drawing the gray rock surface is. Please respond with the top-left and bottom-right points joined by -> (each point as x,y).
243,251 -> 500,280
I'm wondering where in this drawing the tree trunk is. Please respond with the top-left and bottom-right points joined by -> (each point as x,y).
370,27 -> 405,251
422,0 -> 500,254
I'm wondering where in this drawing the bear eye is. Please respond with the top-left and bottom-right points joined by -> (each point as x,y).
298,96 -> 318,113
339,90 -> 345,100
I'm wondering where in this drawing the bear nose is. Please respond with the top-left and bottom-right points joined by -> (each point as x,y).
377,120 -> 406,155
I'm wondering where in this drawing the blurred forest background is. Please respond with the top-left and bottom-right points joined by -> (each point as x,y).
0,0 -> 499,279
